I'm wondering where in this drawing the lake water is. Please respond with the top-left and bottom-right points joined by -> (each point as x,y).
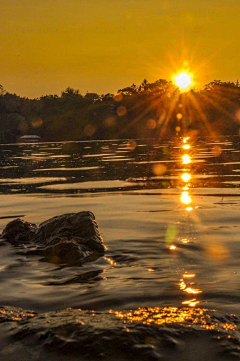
0,136 -> 240,360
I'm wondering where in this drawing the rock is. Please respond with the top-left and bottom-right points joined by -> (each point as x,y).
0,211 -> 105,266
1,306 -> 240,361
1,218 -> 37,245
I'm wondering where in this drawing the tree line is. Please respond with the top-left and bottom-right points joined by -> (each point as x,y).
0,79 -> 240,143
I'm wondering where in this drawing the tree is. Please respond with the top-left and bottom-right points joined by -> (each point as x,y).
0,85 -> 6,96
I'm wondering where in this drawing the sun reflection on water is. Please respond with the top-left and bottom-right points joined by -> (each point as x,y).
182,154 -> 191,164
181,172 -> 191,182
114,307 -> 206,325
113,307 -> 237,330
177,137 -> 203,305
180,191 -> 192,205
179,278 -> 202,294
182,299 -> 200,307
183,273 -> 196,279
184,287 -> 202,294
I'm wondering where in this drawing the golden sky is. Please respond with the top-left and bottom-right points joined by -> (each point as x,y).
1,0 -> 240,98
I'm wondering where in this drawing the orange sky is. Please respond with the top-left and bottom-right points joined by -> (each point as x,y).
1,0 -> 240,98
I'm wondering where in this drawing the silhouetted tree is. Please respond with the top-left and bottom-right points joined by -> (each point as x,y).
0,79 -> 239,143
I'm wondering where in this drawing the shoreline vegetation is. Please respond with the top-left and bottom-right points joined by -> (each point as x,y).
0,79 -> 240,143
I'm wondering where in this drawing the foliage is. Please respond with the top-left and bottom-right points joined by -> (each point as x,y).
0,79 -> 240,143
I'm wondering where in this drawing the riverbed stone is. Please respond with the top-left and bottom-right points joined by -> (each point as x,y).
0,211 -> 105,266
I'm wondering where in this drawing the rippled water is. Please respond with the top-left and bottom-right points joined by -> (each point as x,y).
0,136 -> 240,360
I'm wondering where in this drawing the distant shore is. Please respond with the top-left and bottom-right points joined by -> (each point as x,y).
0,79 -> 239,144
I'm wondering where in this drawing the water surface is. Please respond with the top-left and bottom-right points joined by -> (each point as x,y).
0,136 -> 240,360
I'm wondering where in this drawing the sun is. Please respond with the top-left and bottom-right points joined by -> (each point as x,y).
174,72 -> 192,91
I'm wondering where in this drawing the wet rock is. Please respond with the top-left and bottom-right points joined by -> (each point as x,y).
0,211 -> 105,266
0,306 -> 240,361
1,218 -> 37,245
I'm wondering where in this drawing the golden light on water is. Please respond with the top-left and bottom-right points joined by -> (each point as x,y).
182,154 -> 191,164
148,268 -> 155,272
179,279 -> 202,294
181,173 -> 191,182
113,307 -> 237,330
153,163 -> 167,176
183,273 -> 196,279
173,72 -> 192,91
169,245 -> 176,250
182,144 -> 191,150
180,191 -> 192,205
182,299 -> 200,307
104,257 -> 117,266
114,307 -> 205,326
184,287 -> 202,294
204,243 -> 230,261
179,280 -> 186,290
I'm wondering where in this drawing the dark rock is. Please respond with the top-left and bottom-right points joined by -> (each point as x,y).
1,306 -> 240,361
1,218 -> 37,245
0,211 -> 105,266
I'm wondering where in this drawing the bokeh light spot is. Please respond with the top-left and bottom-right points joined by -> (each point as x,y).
32,118 -> 43,128
165,224 -> 178,244
127,140 -> 137,151
84,124 -> 96,137
153,163 -> 167,176
147,119 -> 157,129
211,145 -> 222,157
114,93 -> 123,102
117,105 -> 127,116
204,243 -> 230,261
104,117 -> 116,127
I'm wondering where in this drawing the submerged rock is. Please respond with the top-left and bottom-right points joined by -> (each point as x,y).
0,306 -> 239,361
0,211 -> 105,266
